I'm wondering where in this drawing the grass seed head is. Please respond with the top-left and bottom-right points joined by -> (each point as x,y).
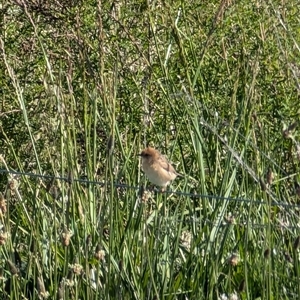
266,168 -> 274,185
284,252 -> 293,263
57,280 -> 64,300
107,135 -> 114,155
69,263 -> 83,276
225,213 -> 236,224
296,144 -> 300,160
37,276 -> 49,299
228,253 -> 239,266
0,268 -> 5,280
259,178 -> 266,191
86,234 -> 91,247
282,122 -> 297,139
95,245 -> 105,261
294,236 -> 300,250
61,228 -> 72,247
67,270 -> 74,285
238,279 -> 245,292
264,248 -> 270,258
0,193 -> 7,215
8,176 -> 19,191
119,260 -> 123,272
7,260 -> 18,276
180,230 -> 192,251
0,231 -> 9,246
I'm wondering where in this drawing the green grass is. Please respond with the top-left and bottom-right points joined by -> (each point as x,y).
0,0 -> 300,299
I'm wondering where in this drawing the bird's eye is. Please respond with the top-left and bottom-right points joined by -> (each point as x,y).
141,153 -> 149,157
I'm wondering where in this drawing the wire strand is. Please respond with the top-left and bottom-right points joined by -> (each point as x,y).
1,168 -> 299,209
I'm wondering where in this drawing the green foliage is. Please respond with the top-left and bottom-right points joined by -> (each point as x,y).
0,0 -> 300,299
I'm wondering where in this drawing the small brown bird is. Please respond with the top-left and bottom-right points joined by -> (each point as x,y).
139,147 -> 180,189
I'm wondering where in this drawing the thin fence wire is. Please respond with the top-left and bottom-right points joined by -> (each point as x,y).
163,215 -> 300,231
1,168 -> 299,210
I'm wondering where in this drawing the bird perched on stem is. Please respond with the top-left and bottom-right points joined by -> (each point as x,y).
139,147 -> 181,190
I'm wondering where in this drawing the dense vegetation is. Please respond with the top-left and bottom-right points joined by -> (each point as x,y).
1,0 -> 300,299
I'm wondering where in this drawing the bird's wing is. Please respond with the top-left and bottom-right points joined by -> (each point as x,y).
158,155 -> 177,174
